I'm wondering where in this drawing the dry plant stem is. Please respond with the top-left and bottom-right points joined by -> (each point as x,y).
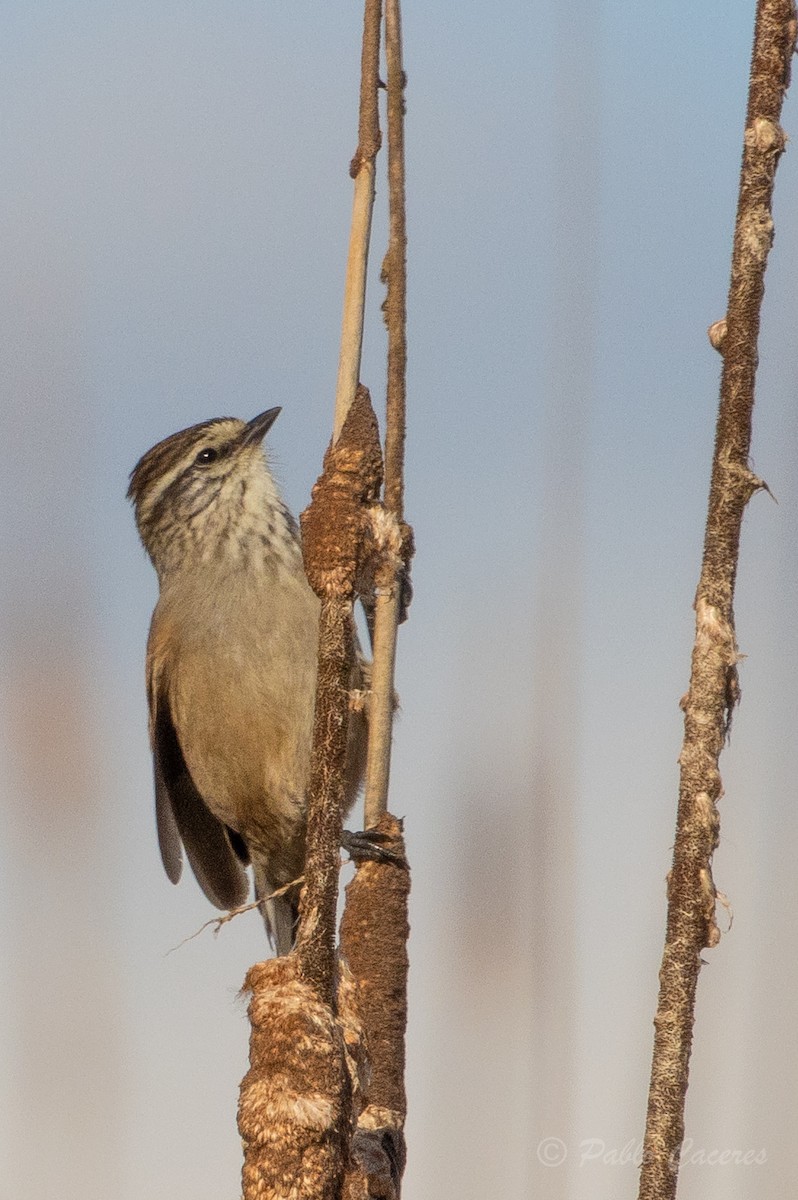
299,387 -> 385,1003
340,814 -> 410,1199
363,0 -> 408,826
342,13 -> 412,1196
168,877 -> 304,952
334,0 -> 383,444
638,4 -> 796,1198
363,585 -> 402,827
296,603 -> 357,1003
382,0 -> 408,522
239,957 -> 352,1200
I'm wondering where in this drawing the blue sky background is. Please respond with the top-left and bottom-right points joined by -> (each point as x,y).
2,3 -> 798,1197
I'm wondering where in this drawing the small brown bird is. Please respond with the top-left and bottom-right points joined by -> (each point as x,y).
128,409 -> 366,953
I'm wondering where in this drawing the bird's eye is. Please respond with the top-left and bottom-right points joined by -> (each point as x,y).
194,446 -> 219,466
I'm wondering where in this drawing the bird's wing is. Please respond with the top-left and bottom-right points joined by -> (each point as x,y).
147,653 -> 183,884
147,652 -> 249,911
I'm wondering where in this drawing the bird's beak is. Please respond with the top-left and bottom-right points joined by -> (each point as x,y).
240,407 -> 282,448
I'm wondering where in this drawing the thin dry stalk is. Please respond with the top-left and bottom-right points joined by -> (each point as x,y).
361,584 -> 402,827
363,0 -> 410,826
381,0 -> 408,522
334,0 -> 383,443
638,4 -> 797,1197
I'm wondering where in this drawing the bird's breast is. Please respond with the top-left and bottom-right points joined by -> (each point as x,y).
155,562 -> 319,875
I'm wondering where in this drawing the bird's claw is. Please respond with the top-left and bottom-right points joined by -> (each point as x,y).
342,828 -> 408,868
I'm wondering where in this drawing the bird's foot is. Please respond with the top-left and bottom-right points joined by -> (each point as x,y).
341,827 -> 408,869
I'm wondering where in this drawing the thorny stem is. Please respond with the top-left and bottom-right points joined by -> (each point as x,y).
638,3 -> 797,1198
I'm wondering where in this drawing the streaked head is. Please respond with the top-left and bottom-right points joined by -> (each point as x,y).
129,408 -> 296,577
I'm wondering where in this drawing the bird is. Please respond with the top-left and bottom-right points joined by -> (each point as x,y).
128,408 -> 367,953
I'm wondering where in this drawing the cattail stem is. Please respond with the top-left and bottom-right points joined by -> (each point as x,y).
363,584 -> 402,827
363,0 -> 409,826
334,0 -> 382,443
638,3 -> 797,1196
382,0 -> 408,524
298,388 -> 384,1002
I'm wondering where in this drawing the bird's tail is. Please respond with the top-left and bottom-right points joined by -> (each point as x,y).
253,863 -> 298,956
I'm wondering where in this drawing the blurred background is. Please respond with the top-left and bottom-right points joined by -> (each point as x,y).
2,2 -> 798,1197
